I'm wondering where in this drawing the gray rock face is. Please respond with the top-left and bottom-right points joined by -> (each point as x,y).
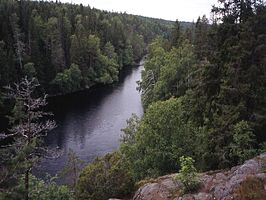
213,154 -> 263,200
133,153 -> 266,200
133,174 -> 181,200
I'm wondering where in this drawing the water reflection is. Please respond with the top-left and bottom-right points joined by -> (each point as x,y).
34,63 -> 144,178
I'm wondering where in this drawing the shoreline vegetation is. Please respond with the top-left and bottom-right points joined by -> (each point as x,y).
46,58 -> 144,98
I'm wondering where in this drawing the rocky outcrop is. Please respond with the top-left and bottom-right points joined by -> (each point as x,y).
133,153 -> 266,200
133,174 -> 182,200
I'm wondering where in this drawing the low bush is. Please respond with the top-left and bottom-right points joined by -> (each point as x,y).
76,151 -> 134,200
176,156 -> 200,193
0,174 -> 74,200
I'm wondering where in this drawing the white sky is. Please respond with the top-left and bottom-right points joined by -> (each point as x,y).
59,0 -> 218,22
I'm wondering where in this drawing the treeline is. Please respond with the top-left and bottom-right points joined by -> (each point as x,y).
76,1 -> 266,199
131,0 -> 266,172
0,0 -> 176,97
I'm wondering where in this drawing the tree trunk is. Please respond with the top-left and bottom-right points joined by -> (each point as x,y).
24,168 -> 30,200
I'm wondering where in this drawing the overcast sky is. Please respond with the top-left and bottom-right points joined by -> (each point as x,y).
59,0 -> 218,22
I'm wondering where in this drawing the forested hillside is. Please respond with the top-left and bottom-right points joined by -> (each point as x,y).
0,0 -> 194,122
0,0 -> 177,97
1,0 -> 266,199
77,1 -> 266,199
129,0 -> 266,173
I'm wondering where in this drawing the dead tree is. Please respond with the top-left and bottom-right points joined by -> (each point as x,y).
2,77 -> 56,200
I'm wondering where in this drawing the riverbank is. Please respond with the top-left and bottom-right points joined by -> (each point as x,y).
33,62 -> 144,182
0,61 -> 144,133
47,59 -> 144,99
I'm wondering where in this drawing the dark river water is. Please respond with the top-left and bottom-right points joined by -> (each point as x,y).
34,61 -> 144,179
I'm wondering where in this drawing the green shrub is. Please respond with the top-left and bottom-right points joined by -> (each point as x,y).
120,98 -> 201,181
228,121 -> 257,165
176,156 -> 200,193
76,151 -> 134,200
0,174 -> 74,200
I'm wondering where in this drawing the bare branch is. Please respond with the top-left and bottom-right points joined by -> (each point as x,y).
1,76 -> 57,193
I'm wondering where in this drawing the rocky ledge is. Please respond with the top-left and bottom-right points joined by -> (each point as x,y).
132,153 -> 266,200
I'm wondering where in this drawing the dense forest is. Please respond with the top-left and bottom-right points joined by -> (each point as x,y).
0,0 -> 187,128
76,0 -> 266,199
1,0 -> 266,199
0,0 -> 178,103
0,0 -> 178,199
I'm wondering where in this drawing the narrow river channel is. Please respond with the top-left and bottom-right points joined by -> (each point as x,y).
34,60 -> 144,179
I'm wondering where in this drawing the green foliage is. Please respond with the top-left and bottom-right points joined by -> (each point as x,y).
121,114 -> 140,144
70,33 -> 120,86
176,156 -> 200,193
0,77 -> 56,198
152,40 -> 195,99
0,174 -> 74,200
229,121 -> 257,164
131,34 -> 145,61
190,2 -> 266,169
121,98 -> 201,181
60,149 -> 84,189
51,63 -> 82,94
2,1 -> 266,198
139,38 -> 195,108
194,15 -> 209,60
138,37 -> 167,107
23,63 -> 37,79
0,0 -> 176,96
76,151 -> 134,200
170,20 -> 182,48
103,1 -> 266,188
122,42 -> 134,66
135,1 -> 266,174
98,52 -> 119,84
259,142 -> 266,154
104,42 -> 118,61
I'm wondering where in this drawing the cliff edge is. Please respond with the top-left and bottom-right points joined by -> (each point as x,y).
132,153 -> 266,200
